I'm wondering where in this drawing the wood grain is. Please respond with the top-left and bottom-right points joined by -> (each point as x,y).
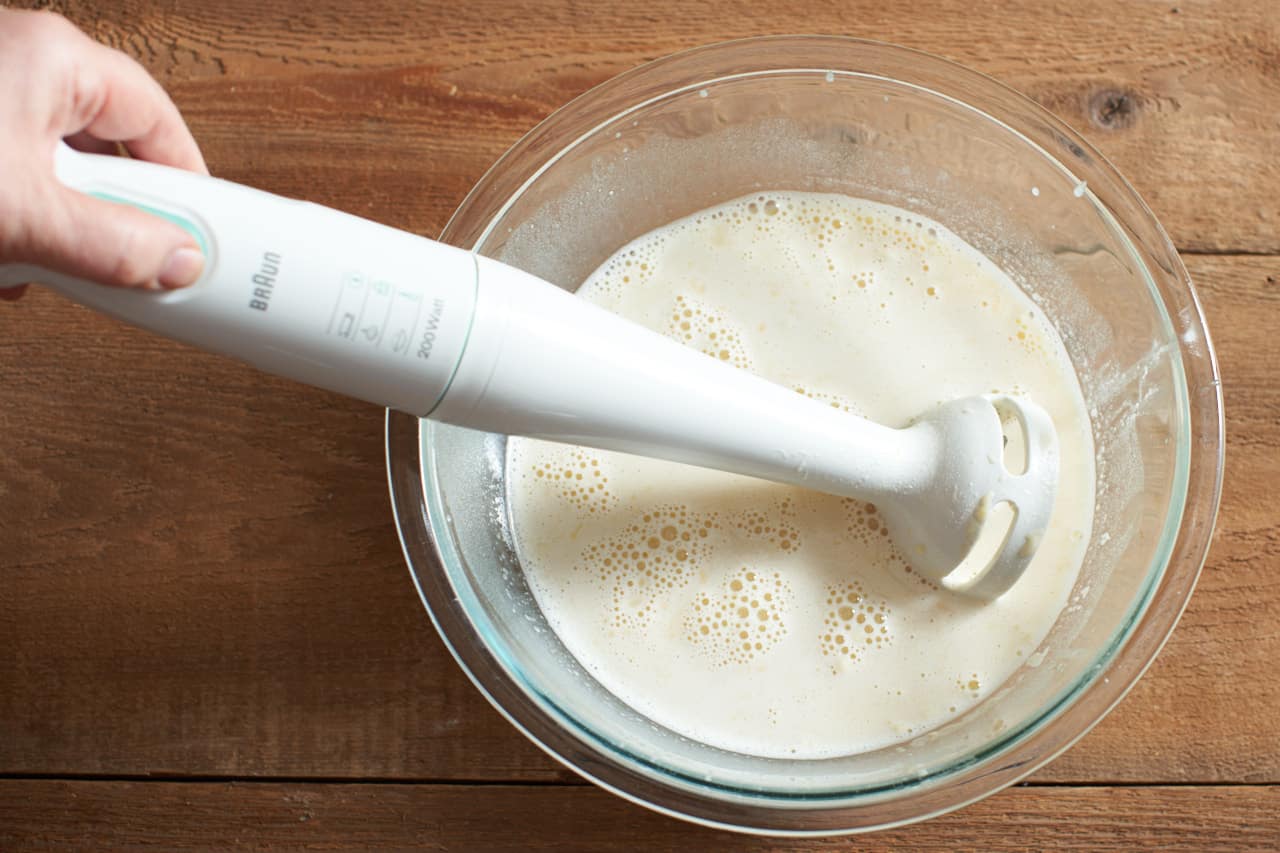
1,781 -> 1277,850
2,0 -> 1278,843
35,0 -> 1280,255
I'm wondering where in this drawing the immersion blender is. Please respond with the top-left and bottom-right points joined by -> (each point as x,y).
0,146 -> 1060,598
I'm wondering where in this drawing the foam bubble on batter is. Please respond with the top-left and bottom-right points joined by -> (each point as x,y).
686,568 -> 792,667
666,294 -> 752,370
577,504 -> 717,630
528,448 -> 616,514
819,580 -> 892,672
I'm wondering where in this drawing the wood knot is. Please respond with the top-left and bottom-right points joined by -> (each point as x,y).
1088,88 -> 1141,130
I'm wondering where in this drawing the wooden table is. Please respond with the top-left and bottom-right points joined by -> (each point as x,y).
2,0 -> 1277,848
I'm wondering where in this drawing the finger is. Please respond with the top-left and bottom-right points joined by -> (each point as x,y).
65,38 -> 208,174
25,183 -> 204,290
0,285 -> 29,301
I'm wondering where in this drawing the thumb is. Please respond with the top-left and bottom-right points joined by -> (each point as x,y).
34,182 -> 205,290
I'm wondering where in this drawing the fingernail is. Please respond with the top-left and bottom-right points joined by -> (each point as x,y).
159,247 -> 205,289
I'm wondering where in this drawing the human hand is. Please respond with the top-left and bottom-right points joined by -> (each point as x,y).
0,9 -> 208,301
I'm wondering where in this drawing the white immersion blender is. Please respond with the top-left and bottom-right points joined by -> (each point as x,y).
1,146 -> 1060,598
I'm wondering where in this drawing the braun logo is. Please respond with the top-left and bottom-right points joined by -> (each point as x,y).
248,251 -> 283,311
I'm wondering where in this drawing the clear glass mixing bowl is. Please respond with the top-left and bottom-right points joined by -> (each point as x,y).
386,37 -> 1223,834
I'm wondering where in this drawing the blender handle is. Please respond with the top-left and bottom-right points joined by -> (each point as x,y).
1,145 -> 924,498
0,144 -> 480,416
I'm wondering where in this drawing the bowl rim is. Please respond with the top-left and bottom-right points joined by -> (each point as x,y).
386,34 -> 1225,835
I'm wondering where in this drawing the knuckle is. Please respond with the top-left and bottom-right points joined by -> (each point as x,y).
0,11 -> 79,74
24,9 -> 77,40
3,9 -> 72,47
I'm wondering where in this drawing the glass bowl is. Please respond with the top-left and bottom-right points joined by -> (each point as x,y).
386,36 -> 1223,834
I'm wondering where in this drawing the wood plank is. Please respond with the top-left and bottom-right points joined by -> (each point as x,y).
1,254 -> 1274,783
0,781 -> 1277,850
1037,253 -> 1280,783
36,0 -> 1280,254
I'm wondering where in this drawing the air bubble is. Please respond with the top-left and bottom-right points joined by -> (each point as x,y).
820,580 -> 892,671
686,568 -> 792,666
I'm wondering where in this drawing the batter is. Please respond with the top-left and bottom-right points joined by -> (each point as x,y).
506,192 -> 1093,758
